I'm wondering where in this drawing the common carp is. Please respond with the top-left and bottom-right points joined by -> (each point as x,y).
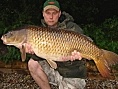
1,25 -> 118,77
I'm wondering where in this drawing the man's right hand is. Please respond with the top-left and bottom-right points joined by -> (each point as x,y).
24,43 -> 34,54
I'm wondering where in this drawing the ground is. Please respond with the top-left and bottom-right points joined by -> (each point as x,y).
0,61 -> 118,89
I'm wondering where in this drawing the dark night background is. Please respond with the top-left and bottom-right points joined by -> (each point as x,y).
0,0 -> 118,25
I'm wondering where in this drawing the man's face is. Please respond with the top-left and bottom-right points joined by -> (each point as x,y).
43,9 -> 61,27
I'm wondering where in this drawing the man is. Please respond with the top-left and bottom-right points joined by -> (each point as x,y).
27,0 -> 87,89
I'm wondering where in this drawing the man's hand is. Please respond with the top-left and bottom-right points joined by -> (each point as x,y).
71,50 -> 82,61
24,43 -> 34,54
61,50 -> 82,61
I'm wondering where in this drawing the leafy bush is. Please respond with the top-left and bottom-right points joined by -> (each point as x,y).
0,46 -> 21,63
82,16 -> 118,54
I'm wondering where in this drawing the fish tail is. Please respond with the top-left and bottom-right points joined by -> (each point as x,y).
95,49 -> 118,77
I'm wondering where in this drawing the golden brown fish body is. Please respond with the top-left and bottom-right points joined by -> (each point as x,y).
1,25 -> 118,77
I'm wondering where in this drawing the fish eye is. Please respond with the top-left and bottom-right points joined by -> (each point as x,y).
7,31 -> 13,37
9,31 -> 13,35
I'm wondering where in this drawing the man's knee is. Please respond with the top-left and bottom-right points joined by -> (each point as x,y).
28,58 -> 42,72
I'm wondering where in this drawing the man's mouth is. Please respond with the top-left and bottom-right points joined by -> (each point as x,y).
49,21 -> 54,23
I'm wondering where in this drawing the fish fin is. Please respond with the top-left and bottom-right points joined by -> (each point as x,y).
95,49 -> 118,77
46,59 -> 57,69
83,34 -> 93,42
101,49 -> 118,66
20,45 -> 26,62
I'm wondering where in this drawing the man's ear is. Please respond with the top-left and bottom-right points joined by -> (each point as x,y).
59,11 -> 61,17
42,11 -> 44,17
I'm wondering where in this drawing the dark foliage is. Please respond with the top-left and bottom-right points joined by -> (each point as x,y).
0,0 -> 118,26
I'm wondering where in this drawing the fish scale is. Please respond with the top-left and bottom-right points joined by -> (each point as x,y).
1,25 -> 118,77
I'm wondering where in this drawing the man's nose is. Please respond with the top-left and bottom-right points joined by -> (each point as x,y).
50,14 -> 53,19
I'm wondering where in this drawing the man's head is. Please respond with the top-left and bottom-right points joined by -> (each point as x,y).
42,0 -> 61,27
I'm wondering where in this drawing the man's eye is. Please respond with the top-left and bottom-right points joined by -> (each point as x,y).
53,12 -> 57,15
46,12 -> 50,14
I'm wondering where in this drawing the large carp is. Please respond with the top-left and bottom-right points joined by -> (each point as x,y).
1,25 -> 118,77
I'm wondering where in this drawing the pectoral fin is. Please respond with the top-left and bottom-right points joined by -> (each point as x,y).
20,45 -> 26,62
46,59 -> 57,69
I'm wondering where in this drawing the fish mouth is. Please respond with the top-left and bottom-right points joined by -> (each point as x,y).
1,36 -> 3,40
1,36 -> 7,44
